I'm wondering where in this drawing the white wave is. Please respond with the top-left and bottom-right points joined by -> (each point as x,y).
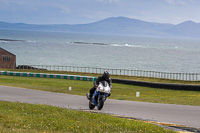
111,43 -> 145,48
70,41 -> 146,48
0,41 -> 7,43
27,40 -> 36,43
111,44 -> 122,46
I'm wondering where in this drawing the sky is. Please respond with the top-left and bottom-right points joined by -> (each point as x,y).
0,0 -> 200,25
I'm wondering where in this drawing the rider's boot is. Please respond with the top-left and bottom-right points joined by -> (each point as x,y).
89,94 -> 92,100
86,93 -> 92,100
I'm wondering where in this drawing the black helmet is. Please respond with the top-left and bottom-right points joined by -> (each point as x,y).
103,71 -> 110,80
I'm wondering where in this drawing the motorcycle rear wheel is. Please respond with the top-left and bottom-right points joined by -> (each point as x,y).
89,101 -> 95,110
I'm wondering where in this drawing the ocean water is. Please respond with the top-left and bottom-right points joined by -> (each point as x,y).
0,29 -> 200,73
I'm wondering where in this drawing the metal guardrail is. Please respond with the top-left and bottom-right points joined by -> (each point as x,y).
112,79 -> 200,91
17,65 -> 200,81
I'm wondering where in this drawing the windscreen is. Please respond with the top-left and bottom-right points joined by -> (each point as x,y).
101,81 -> 108,87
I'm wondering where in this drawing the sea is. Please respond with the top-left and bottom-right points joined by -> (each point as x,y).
0,29 -> 200,73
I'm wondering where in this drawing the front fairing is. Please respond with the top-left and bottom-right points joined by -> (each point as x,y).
96,82 -> 111,94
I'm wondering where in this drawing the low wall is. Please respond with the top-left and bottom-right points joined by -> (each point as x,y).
112,79 -> 200,91
0,71 -> 97,82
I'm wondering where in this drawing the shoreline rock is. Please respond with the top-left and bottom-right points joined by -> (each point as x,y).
0,39 -> 24,42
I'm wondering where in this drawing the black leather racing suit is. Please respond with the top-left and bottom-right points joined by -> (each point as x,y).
89,76 -> 112,96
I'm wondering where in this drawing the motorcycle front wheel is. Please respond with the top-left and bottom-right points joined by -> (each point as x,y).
97,96 -> 104,110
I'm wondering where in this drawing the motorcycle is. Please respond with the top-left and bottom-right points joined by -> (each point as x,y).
86,81 -> 111,110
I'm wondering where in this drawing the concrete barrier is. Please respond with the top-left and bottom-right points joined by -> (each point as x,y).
112,78 -> 200,91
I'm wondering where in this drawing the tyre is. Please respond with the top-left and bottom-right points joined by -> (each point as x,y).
89,101 -> 95,110
97,97 -> 104,110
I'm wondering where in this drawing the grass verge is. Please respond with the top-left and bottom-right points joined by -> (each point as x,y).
0,75 -> 200,106
0,101 -> 175,133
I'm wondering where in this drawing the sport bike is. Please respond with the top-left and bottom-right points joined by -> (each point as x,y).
87,81 -> 111,110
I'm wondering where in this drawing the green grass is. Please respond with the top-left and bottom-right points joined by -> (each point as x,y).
2,69 -> 200,85
0,75 -> 200,106
0,101 -> 175,133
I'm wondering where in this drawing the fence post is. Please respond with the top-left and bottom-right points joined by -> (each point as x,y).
196,73 -> 198,81
192,73 -> 194,81
163,72 -> 165,79
186,73 -> 188,81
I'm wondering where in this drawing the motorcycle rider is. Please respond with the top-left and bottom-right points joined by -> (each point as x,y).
88,71 -> 112,100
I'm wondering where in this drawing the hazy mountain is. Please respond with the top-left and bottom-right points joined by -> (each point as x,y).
0,17 -> 200,38
166,21 -> 200,37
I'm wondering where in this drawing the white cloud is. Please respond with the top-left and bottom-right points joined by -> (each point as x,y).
97,0 -> 120,4
48,3 -> 70,14
0,0 -> 26,6
165,0 -> 200,5
165,0 -> 186,5
0,0 -> 40,11
0,0 -> 25,11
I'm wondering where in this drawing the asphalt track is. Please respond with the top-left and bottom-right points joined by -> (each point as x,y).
0,85 -> 200,129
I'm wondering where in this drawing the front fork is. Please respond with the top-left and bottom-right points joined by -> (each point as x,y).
101,94 -> 107,102
92,91 -> 98,106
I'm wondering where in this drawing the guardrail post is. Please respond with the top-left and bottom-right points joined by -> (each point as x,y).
196,74 -> 198,81
193,73 -> 194,81
189,73 -> 191,81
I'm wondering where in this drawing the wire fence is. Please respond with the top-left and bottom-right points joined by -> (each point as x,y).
17,65 -> 200,81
